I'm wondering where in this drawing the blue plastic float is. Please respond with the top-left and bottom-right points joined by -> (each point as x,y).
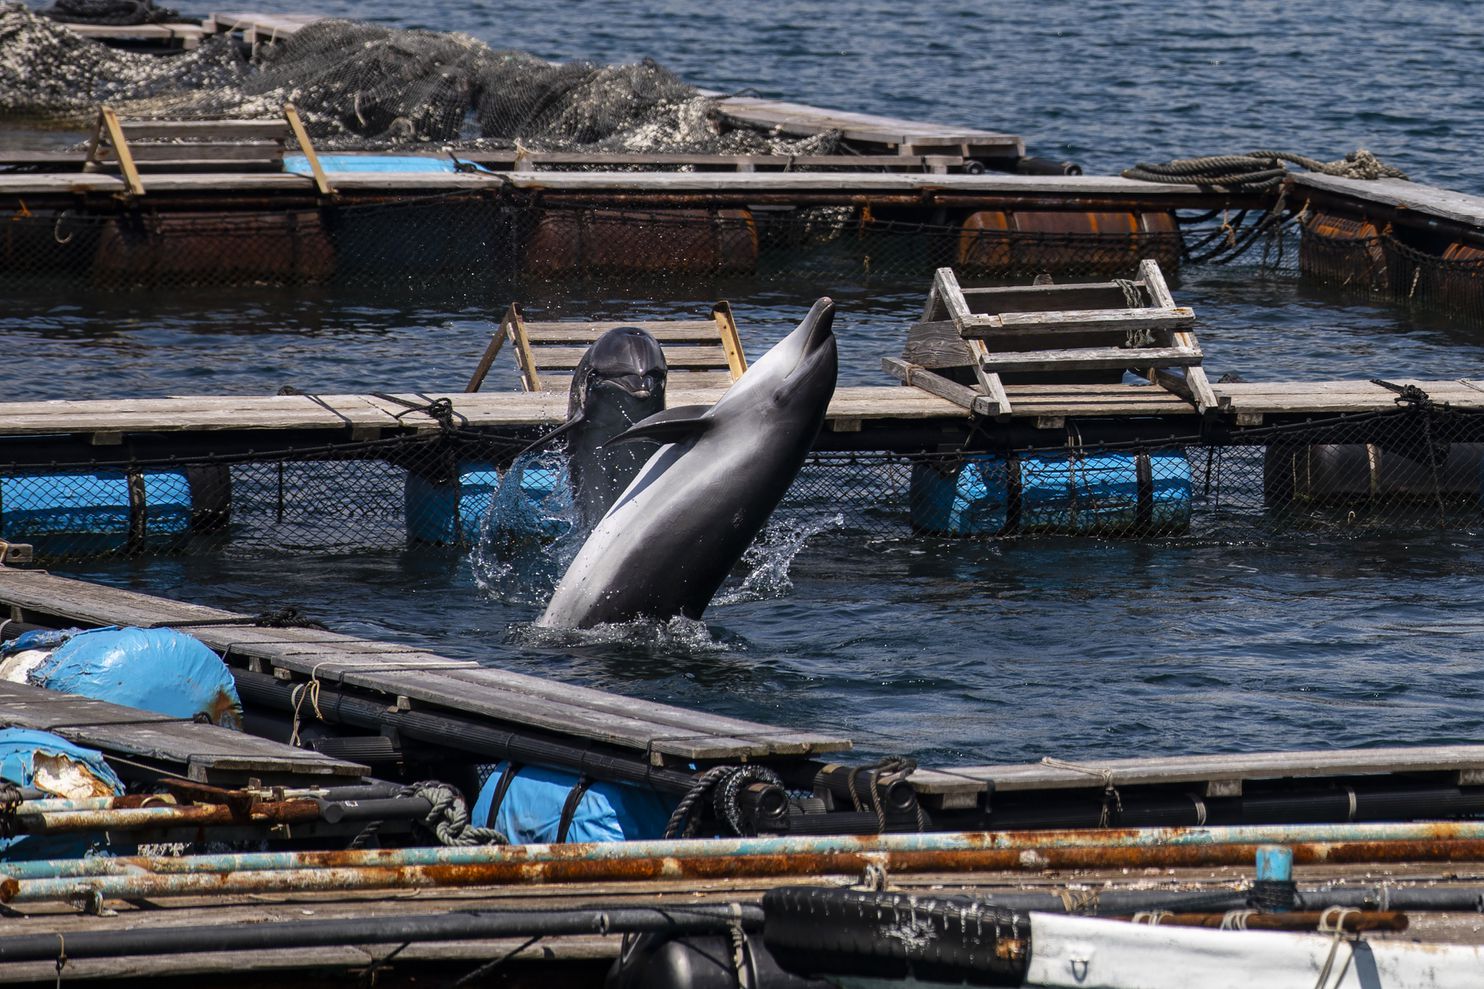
0,466 -> 230,557
405,460 -> 574,546
910,449 -> 1192,536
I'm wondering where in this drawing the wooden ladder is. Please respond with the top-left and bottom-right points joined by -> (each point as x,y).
887,260 -> 1216,417
83,103 -> 333,197
465,302 -> 748,393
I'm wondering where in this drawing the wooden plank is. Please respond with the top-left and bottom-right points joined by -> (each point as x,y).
960,283 -> 1130,314
707,95 -> 1024,155
925,744 -> 1484,794
1138,259 -> 1217,412
964,307 -> 1195,338
283,102 -> 332,197
1290,173 -> 1484,229
100,107 -> 143,198
531,345 -> 726,370
0,572 -> 852,762
881,358 -> 979,415
713,301 -> 748,380
521,321 -> 721,342
965,340 -> 1013,415
0,681 -> 363,782
106,120 -> 290,140
933,267 -> 973,326
981,346 -> 1202,374
903,320 -> 973,369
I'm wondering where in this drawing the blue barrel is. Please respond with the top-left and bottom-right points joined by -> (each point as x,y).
910,449 -> 1191,536
0,466 -> 230,558
405,460 -> 573,546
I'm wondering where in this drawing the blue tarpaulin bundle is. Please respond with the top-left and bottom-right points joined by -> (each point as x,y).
473,763 -> 675,844
0,728 -> 125,860
2,627 -> 243,729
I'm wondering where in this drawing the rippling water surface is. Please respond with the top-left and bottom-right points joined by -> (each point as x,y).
13,0 -> 1484,765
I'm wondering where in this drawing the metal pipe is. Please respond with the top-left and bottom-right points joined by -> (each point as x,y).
1106,911 -> 1408,932
17,795 -> 176,813
0,904 -> 764,963
13,798 -> 321,835
6,822 -> 1484,903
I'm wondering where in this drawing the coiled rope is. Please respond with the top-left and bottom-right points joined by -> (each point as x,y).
664,765 -> 785,839
399,780 -> 508,846
1123,149 -> 1407,194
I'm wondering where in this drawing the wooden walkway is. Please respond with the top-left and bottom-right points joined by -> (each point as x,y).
1292,173 -> 1484,230
0,571 -> 851,764
0,680 -> 361,785
914,746 -> 1484,804
0,379 -> 1479,446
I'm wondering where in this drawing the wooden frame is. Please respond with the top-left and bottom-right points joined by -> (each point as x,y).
466,303 -> 748,394
82,103 -> 334,198
903,261 -> 1214,417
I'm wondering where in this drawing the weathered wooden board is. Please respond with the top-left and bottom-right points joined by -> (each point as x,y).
0,572 -> 852,762
0,681 -> 363,783
1290,173 -> 1484,229
980,345 -> 1202,374
705,94 -> 1024,156
1217,379 -> 1484,414
920,744 -> 1484,794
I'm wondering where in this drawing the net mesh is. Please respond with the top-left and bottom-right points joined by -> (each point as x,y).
0,6 -> 833,153
4,402 -> 1481,563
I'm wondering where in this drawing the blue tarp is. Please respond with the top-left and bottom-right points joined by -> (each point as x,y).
283,154 -> 468,175
473,763 -> 675,844
0,728 -> 124,860
6,627 -> 243,729
406,459 -> 573,545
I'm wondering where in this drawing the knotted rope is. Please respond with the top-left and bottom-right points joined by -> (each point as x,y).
400,780 -> 508,846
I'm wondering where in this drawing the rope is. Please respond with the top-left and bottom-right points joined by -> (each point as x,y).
664,765 -> 785,839
371,393 -> 466,433
1220,909 -> 1259,930
1131,910 -> 1170,925
845,756 -> 925,832
1313,907 -> 1362,988
0,782 -> 20,839
1123,149 -> 1407,194
1040,756 -> 1123,827
287,663 -> 327,748
399,780 -> 507,846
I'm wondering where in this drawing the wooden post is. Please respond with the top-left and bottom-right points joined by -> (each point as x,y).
282,103 -> 333,197
98,107 -> 144,197
1140,258 -> 1217,412
713,301 -> 748,380
506,304 -> 543,392
464,306 -> 515,393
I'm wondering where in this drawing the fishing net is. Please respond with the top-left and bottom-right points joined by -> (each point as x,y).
0,5 -> 835,153
3,399 -> 1481,564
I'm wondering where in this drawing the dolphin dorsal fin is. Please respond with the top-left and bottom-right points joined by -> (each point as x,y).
603,404 -> 713,447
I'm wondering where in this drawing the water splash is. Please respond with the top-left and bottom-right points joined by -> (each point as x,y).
469,450 -> 584,605
510,614 -> 733,656
715,513 -> 844,606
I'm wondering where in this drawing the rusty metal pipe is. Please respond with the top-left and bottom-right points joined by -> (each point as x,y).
12,798 -> 321,835
8,822 -> 1484,903
1108,911 -> 1409,932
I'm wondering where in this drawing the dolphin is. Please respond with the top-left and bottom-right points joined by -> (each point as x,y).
539,298 -> 838,629
562,327 -> 668,528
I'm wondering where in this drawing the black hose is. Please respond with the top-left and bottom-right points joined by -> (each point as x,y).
0,905 -> 764,962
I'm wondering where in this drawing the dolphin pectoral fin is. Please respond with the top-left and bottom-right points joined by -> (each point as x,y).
512,413 -> 585,459
602,404 -> 713,448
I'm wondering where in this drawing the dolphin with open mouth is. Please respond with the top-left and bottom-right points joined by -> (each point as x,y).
539,298 -> 838,629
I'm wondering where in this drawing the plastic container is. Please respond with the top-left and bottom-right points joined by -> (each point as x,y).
0,465 -> 230,558
911,449 -> 1192,536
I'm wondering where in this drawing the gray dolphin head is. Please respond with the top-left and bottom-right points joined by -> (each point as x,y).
567,326 -> 667,424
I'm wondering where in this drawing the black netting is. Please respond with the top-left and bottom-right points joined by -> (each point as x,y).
0,6 -> 832,152
1299,216 -> 1484,323
0,196 -> 1197,293
5,400 -> 1482,564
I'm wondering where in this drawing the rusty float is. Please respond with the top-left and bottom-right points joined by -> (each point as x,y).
524,206 -> 758,275
957,209 -> 1181,276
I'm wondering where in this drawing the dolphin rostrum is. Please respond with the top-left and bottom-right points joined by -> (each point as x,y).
539,298 -> 838,629
561,327 -> 668,529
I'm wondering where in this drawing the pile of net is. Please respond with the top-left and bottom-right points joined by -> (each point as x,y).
0,5 -> 835,153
